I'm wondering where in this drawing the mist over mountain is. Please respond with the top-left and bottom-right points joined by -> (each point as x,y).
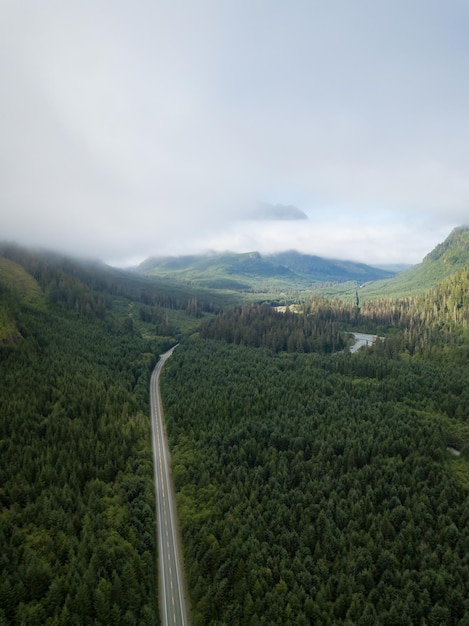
245,203 -> 309,221
137,249 -> 394,292
2,225 -> 468,300
351,225 -> 469,299
3,226 -> 469,624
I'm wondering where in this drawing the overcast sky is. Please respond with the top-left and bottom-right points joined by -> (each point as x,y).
2,1 -> 469,266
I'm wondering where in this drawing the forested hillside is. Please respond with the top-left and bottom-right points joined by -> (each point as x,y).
0,246 -> 197,625
137,249 -> 393,292
161,270 -> 469,625
317,225 -> 469,300
0,308 -> 160,625
199,303 -> 349,353
0,242 -> 235,335
3,238 -> 469,625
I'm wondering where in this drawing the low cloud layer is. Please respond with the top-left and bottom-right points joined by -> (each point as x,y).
2,1 -> 469,266
244,204 -> 308,221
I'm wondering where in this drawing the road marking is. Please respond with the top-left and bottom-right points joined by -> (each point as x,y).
151,347 -> 187,625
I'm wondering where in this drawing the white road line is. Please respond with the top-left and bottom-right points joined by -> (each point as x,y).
150,347 -> 188,626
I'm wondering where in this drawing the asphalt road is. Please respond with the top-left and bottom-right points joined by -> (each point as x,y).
150,346 -> 189,626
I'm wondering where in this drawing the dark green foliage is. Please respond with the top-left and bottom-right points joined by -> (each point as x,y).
161,337 -> 469,625
0,256 -> 162,623
0,241 -> 232,326
139,304 -> 179,335
4,234 -> 469,625
137,250 -> 394,293
319,269 -> 469,359
199,303 -> 348,353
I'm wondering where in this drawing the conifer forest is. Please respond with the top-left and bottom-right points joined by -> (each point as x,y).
2,244 -> 469,624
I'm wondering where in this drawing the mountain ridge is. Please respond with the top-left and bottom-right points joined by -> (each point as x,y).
136,250 -> 395,292
350,225 -> 469,299
3,225 -> 469,304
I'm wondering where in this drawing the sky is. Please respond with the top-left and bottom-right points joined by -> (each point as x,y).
2,1 -> 469,267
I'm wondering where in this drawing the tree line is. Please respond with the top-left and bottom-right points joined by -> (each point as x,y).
199,303 -> 348,354
3,244 -> 469,624
0,274 -> 163,624
161,277 -> 469,624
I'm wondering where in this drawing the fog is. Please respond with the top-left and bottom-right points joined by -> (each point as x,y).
2,1 -> 469,266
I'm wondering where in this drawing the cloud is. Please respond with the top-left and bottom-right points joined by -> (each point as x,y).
1,1 -> 469,265
243,204 -> 308,221
171,211 -> 451,267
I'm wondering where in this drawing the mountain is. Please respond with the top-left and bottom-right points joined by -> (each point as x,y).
4,238 -> 469,624
137,250 -> 395,292
0,256 -> 46,345
0,242 -> 238,336
308,226 -> 469,300
137,251 -> 293,290
266,251 -> 394,282
354,225 -> 469,299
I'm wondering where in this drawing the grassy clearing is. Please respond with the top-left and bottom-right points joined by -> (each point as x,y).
0,257 -> 45,308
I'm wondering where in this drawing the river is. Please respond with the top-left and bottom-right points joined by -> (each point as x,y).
349,332 -> 382,353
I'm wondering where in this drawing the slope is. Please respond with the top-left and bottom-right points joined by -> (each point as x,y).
0,242 -> 241,341
313,225 -> 469,300
137,250 -> 394,292
0,249 -> 166,624
0,256 -> 46,344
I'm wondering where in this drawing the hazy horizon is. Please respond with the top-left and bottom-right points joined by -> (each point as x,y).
3,2 -> 469,267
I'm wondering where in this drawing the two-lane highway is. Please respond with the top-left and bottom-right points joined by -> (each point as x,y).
150,346 -> 189,626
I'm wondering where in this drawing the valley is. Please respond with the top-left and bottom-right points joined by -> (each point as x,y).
1,227 -> 469,624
